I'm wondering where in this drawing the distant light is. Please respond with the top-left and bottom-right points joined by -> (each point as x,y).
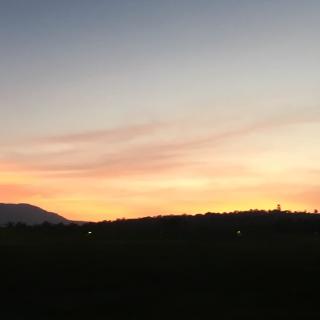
88,231 -> 92,235
236,230 -> 242,236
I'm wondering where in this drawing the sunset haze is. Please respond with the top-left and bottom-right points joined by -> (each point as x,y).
1,0 -> 320,221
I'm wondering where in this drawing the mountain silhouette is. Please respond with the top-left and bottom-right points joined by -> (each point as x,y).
0,203 -> 68,225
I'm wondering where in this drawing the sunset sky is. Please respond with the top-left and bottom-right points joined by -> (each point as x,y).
1,0 -> 320,221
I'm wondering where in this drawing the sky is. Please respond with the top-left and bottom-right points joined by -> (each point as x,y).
1,0 -> 320,221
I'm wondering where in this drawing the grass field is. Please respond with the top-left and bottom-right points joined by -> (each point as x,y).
2,221 -> 320,319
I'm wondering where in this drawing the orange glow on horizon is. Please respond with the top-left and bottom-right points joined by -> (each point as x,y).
1,118 -> 320,222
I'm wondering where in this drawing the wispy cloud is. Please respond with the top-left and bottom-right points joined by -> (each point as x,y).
37,122 -> 165,145
3,111 -> 320,180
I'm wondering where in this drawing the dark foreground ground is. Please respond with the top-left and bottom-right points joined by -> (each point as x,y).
2,212 -> 320,319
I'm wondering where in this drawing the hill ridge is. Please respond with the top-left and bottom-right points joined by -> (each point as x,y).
0,203 -> 68,225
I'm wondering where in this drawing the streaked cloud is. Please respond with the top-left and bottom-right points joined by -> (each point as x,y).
4,110 -> 319,176
1,110 -> 319,220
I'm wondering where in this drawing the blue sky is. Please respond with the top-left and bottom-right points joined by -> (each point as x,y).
1,0 -> 320,219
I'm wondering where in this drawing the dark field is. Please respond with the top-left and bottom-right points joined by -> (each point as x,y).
2,212 -> 320,319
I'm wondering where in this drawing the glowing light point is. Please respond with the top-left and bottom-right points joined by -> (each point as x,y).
236,230 -> 242,237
